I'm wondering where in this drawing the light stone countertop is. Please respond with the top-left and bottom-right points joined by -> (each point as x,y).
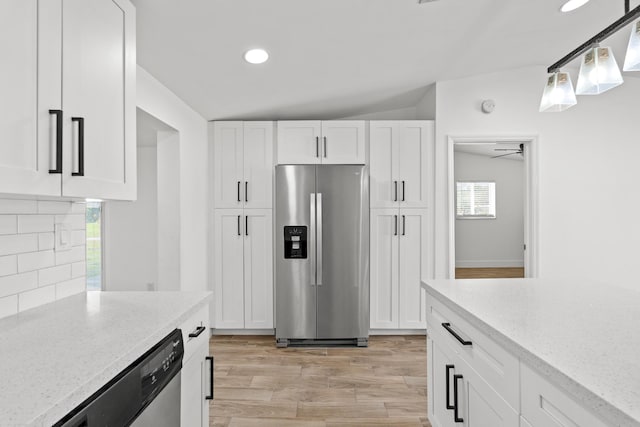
422,278 -> 640,427
0,290 -> 212,426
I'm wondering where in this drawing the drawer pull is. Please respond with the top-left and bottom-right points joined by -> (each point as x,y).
205,356 -> 214,400
442,322 -> 472,346
453,374 -> 464,423
188,325 -> 206,338
445,364 -> 455,410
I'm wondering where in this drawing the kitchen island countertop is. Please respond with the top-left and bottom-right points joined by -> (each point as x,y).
422,278 -> 640,426
0,291 -> 212,426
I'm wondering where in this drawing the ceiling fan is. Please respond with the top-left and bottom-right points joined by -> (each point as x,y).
491,143 -> 524,159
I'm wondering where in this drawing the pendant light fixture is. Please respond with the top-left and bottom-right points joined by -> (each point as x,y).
540,0 -> 640,111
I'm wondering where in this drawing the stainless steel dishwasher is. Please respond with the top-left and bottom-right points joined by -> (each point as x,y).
54,329 -> 183,426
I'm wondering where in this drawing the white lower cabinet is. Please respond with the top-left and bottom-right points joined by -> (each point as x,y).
213,209 -> 273,330
370,208 -> 427,330
180,305 -> 212,427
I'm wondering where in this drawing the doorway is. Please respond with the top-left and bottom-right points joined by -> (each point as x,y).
447,136 -> 538,279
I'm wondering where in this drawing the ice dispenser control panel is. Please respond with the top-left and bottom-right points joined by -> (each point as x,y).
284,226 -> 307,259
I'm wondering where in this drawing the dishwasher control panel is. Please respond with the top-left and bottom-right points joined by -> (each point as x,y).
284,226 -> 307,259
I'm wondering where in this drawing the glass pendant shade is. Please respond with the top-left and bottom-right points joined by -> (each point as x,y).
575,47 -> 623,94
623,21 -> 640,71
539,72 -> 577,112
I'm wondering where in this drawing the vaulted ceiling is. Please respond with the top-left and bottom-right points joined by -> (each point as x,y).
132,0 -> 627,120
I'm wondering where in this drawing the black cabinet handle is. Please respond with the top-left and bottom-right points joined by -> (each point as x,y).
402,181 -> 405,201
323,136 -> 327,158
71,117 -> 84,176
188,325 -> 206,338
394,215 -> 398,236
245,215 -> 248,236
237,181 -> 241,202
245,181 -> 248,202
393,181 -> 398,201
402,215 -> 406,236
445,364 -> 455,410
453,374 -> 463,422
237,215 -> 241,236
205,356 -> 214,400
48,110 -> 63,174
442,323 -> 472,346
316,136 -> 319,157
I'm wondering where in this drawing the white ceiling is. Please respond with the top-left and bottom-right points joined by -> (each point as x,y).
132,0 -> 628,121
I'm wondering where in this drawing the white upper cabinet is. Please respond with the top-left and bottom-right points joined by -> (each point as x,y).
370,120 -> 432,208
0,0 -> 136,200
277,121 -> 365,165
213,121 -> 274,209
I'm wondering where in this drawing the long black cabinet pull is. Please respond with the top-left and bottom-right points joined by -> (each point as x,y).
402,181 -> 406,201
316,137 -> 319,157
71,117 -> 84,176
245,181 -> 248,202
442,322 -> 472,346
323,136 -> 327,158
453,374 -> 463,422
237,215 -> 241,236
188,325 -> 206,338
245,215 -> 248,236
445,364 -> 454,410
402,215 -> 406,236
48,110 -> 63,174
237,181 -> 241,202
205,356 -> 214,400
394,215 -> 398,236
393,181 -> 398,201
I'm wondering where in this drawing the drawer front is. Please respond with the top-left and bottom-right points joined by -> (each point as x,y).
179,305 -> 210,362
521,364 -> 608,427
426,293 -> 519,411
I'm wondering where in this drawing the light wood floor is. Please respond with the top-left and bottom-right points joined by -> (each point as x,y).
455,267 -> 524,279
209,335 -> 430,427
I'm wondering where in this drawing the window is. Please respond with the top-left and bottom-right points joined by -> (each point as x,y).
86,202 -> 103,290
456,182 -> 496,218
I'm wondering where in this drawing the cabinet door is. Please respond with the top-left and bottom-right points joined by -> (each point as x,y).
62,0 -> 136,200
398,209 -> 428,329
243,122 -> 273,209
398,121 -> 432,208
276,121 -> 321,164
181,342 -> 210,427
428,336 -> 458,427
369,121 -> 400,208
370,209 -> 399,329
214,209 -> 245,329
213,122 -> 244,208
321,121 -> 365,164
243,210 -> 273,329
0,0 -> 61,196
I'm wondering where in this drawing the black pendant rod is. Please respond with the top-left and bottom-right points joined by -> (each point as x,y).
547,3 -> 640,73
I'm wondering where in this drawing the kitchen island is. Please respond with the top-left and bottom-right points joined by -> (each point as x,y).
0,291 -> 212,426
422,278 -> 640,427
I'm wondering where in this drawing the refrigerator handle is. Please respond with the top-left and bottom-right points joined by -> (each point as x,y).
317,193 -> 323,286
310,193 -> 316,286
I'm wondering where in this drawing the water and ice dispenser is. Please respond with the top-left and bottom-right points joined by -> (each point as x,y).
284,226 -> 307,259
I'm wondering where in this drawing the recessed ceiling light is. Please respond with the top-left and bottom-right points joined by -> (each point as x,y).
244,49 -> 269,64
560,0 -> 590,13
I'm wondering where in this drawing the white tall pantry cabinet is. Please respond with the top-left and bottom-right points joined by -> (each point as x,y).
369,120 -> 433,330
0,0 -> 136,200
211,121 -> 274,331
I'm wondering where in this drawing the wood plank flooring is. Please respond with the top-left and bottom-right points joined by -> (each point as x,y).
209,335 -> 430,427
455,267 -> 524,279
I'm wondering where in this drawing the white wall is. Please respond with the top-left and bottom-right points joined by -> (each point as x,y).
0,199 -> 86,319
105,147 -> 158,291
136,67 -> 209,292
454,151 -> 524,268
433,65 -> 640,290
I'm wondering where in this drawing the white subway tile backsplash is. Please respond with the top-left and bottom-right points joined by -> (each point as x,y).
0,272 -> 38,298
55,246 -> 85,265
0,216 -> 17,235
71,261 -> 86,278
0,295 -> 18,318
18,285 -> 55,312
54,214 -> 85,231
0,200 -> 37,214
39,264 -> 72,287
72,230 -> 86,247
0,234 -> 39,256
55,277 -> 85,299
18,215 -> 54,233
38,232 -> 55,250
0,256 -> 17,277
18,250 -> 55,273
37,201 -> 73,214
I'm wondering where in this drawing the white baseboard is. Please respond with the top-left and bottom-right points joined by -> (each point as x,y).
370,329 -> 426,335
456,260 -> 524,268
211,328 -> 275,336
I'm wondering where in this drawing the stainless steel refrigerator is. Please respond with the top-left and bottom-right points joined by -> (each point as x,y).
275,165 -> 369,347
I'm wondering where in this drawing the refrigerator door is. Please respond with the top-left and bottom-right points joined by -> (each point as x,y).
275,165 -> 317,340
316,165 -> 370,339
